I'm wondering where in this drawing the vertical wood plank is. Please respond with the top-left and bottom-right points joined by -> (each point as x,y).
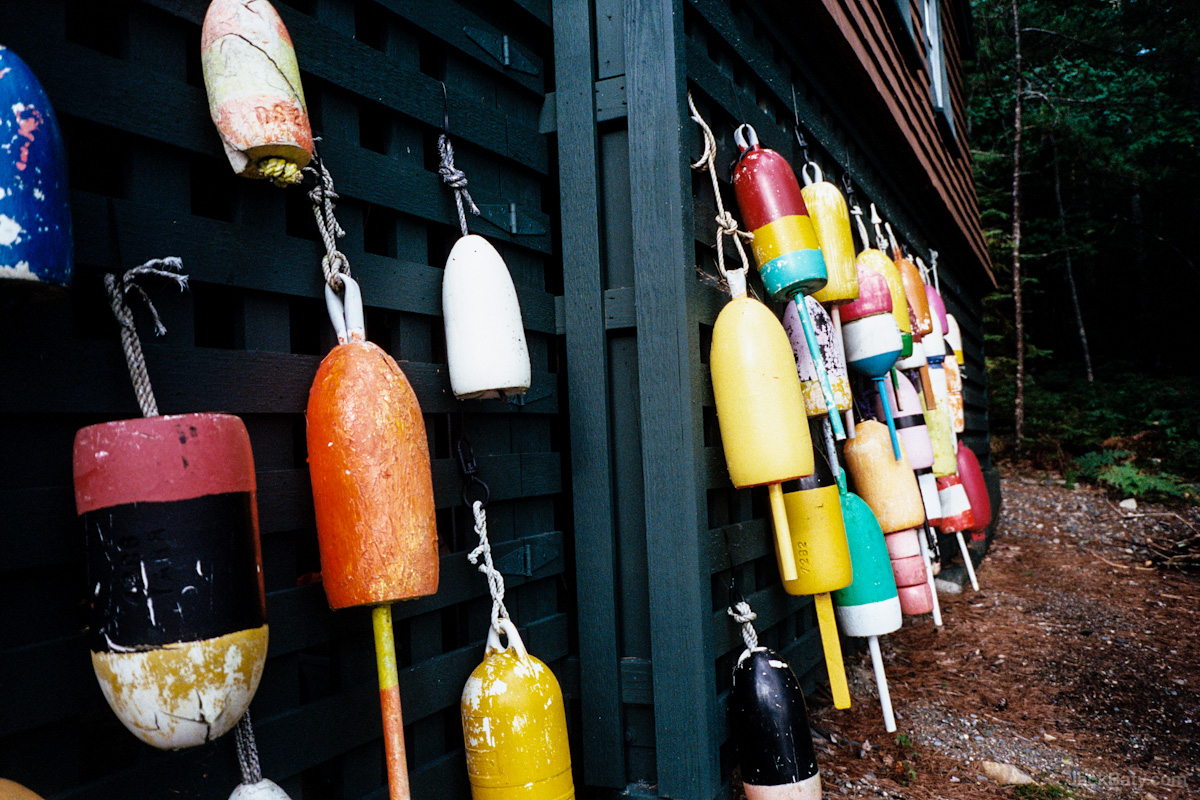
626,0 -> 721,797
553,0 -> 626,788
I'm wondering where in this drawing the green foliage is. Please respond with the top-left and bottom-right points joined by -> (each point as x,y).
1013,783 -> 1074,799
1093,464 -> 1195,503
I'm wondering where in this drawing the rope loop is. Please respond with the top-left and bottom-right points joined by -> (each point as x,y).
467,500 -> 510,634
687,92 -> 753,293
437,133 -> 480,237
104,257 -> 188,419
304,152 -> 351,290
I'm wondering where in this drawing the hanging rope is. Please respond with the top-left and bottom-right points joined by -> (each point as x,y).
437,134 -> 479,238
687,92 -> 753,288
467,500 -> 510,634
727,598 -> 760,651
104,257 -> 188,419
305,153 -> 351,290
234,711 -> 264,786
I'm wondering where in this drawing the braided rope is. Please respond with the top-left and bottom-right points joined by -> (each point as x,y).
687,93 -> 753,289
437,134 -> 479,238
234,711 -> 264,785
305,156 -> 351,290
467,500 -> 510,634
727,600 -> 759,651
103,257 -> 188,418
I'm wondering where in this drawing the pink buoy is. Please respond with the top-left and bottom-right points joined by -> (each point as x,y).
884,530 -> 922,560
875,372 -> 933,470
897,583 -> 934,615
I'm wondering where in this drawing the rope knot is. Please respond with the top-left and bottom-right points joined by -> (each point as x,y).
437,133 -> 479,237
467,500 -> 510,634
304,155 -> 352,290
687,93 -> 753,289
727,600 -> 760,651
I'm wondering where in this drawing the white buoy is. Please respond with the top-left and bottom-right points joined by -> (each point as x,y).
442,234 -> 531,400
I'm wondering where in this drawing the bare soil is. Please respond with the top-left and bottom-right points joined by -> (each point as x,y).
802,470 -> 1200,799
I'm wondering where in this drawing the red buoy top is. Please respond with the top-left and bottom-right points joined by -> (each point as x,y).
74,413 -> 256,514
732,144 -> 809,231
839,261 -> 892,323
956,445 -> 993,531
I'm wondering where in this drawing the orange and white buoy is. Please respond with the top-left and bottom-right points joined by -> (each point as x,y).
201,0 -> 313,184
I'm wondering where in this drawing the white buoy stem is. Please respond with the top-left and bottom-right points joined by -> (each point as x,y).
918,530 -> 943,627
957,532 -> 980,591
868,636 -> 896,733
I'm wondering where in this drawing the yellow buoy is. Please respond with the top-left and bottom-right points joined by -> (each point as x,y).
711,293 -> 814,581
462,619 -> 574,800
800,165 -> 858,305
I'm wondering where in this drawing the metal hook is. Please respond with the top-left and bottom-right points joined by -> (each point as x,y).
456,437 -> 491,508
789,84 -> 813,165
841,171 -> 855,197
440,81 -> 450,135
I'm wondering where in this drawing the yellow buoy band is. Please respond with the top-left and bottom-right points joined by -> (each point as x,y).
748,214 -> 821,265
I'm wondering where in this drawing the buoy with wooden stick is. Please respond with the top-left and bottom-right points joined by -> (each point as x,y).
839,259 -> 903,458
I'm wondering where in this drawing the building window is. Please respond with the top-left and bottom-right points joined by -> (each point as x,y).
922,0 -> 957,139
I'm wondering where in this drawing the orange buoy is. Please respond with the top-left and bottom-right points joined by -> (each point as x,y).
307,277 -> 438,799
842,420 -> 924,534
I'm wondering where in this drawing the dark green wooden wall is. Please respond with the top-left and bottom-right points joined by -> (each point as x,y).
0,2 -> 567,798
0,1 -> 992,799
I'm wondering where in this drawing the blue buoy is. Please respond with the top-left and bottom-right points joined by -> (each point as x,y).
0,46 -> 72,289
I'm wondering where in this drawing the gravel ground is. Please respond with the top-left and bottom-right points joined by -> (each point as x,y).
747,470 -> 1200,800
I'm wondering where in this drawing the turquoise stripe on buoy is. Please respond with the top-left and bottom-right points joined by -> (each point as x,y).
758,248 -> 826,299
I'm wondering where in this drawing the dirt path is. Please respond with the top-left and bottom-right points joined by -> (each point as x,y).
809,472 -> 1200,799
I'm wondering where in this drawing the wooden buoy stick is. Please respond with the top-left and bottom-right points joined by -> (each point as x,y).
872,377 -> 903,459
814,592 -> 850,709
795,297 -> 846,439
373,604 -> 411,800
769,483 -> 799,582
868,635 -> 896,732
916,529 -> 943,627
956,532 -> 980,591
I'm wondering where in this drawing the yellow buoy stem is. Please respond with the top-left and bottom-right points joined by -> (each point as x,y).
373,604 -> 412,800
769,482 -> 798,581
814,592 -> 851,709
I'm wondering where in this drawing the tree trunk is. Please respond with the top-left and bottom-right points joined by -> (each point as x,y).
1011,0 -> 1025,449
1052,140 -> 1094,382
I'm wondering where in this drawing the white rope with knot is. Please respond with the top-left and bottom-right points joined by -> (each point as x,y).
437,134 -> 480,238
687,92 -> 753,289
727,599 -> 760,651
104,257 -> 188,419
467,500 -> 510,634
305,155 -> 351,290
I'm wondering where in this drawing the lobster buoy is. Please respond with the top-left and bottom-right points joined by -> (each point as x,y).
73,414 -> 268,749
945,313 -> 965,366
461,619 -> 574,800
799,164 -> 858,304
884,528 -> 935,615
307,277 -> 438,797
201,0 -> 314,184
936,474 -> 975,533
957,445 -> 993,532
0,47 -> 72,290
443,234 -> 531,400
898,254 -> 931,336
840,258 -> 902,457
833,491 -> 901,636
783,296 -> 852,416
711,285 -> 814,582
944,352 -> 965,433
874,372 -> 933,470
915,467 -> 943,528
926,402 -> 958,478
732,126 -> 826,299
230,781 -> 293,800
0,779 -> 46,800
731,647 -> 821,800
843,420 -> 924,534
779,438 -> 852,597
872,252 -> 912,359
